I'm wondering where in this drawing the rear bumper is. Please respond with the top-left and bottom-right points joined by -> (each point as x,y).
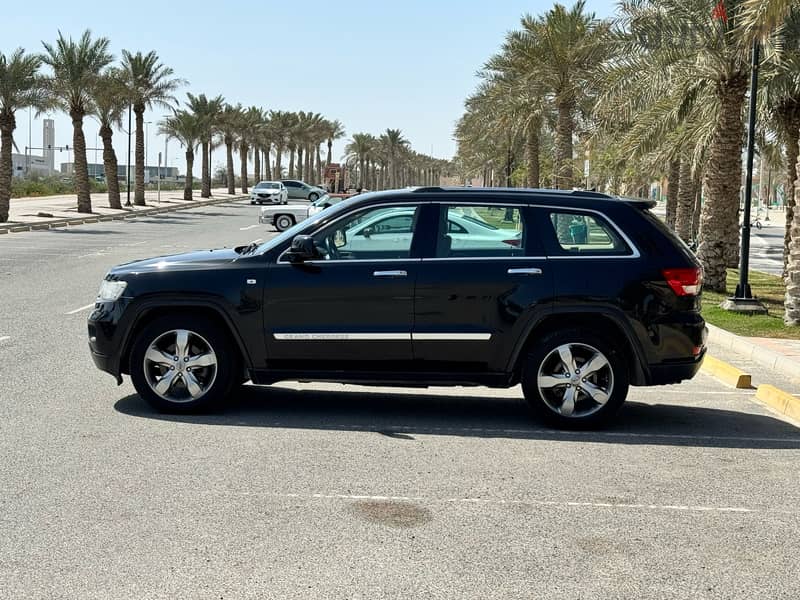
646,349 -> 706,385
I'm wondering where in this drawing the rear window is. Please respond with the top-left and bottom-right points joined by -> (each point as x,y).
546,211 -> 631,256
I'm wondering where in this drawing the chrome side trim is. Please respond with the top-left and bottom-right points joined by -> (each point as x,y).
421,256 -> 547,262
412,333 -> 492,341
274,333 -> 411,341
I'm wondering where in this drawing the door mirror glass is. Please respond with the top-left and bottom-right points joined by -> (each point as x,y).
333,229 -> 347,248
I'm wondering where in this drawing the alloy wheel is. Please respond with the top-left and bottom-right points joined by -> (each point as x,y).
143,329 -> 218,403
536,343 -> 614,418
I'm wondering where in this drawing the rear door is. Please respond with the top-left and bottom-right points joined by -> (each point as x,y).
412,201 -> 553,371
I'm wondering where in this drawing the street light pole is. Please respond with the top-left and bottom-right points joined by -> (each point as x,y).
125,104 -> 132,207
723,38 -> 767,314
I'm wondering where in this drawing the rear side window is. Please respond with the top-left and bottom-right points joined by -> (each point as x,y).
545,211 -> 631,256
435,205 -> 526,258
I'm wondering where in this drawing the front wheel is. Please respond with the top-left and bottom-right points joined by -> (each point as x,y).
275,214 -> 295,231
308,192 -> 319,201
521,328 -> 629,429
129,315 -> 239,413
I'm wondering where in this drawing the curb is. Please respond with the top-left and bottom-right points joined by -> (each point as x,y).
700,355 -> 752,388
0,194 -> 248,234
755,385 -> 800,423
706,323 -> 800,384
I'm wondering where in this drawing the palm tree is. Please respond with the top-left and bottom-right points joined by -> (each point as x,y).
92,68 -> 127,209
380,128 -> 409,188
345,133 -> 374,188
236,106 -> 261,193
185,92 -> 224,198
507,2 -> 608,189
120,50 -> 183,206
269,110 -> 295,180
0,49 -> 48,223
41,30 -> 113,213
325,119 -> 345,166
159,110 -> 201,201
218,103 -> 242,194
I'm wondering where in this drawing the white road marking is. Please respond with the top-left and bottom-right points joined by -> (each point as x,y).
65,303 -> 95,315
239,224 -> 260,231
262,491 -> 760,515
0,336 -> 10,342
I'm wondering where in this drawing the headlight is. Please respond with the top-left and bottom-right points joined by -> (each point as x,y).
97,280 -> 127,301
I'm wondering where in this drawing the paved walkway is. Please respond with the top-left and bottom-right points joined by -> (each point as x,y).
5,188 -> 243,225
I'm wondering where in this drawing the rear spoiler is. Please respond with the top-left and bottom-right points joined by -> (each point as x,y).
617,196 -> 657,210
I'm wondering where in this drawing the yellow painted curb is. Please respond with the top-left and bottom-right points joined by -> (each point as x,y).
755,385 -> 800,422
700,355 -> 752,389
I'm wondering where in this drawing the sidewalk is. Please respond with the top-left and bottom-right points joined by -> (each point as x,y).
1,188 -> 247,233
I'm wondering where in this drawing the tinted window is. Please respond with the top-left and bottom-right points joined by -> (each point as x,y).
436,205 -> 525,258
312,205 -> 420,260
546,211 -> 631,255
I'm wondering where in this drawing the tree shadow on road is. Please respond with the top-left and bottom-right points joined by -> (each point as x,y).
113,384 -> 800,449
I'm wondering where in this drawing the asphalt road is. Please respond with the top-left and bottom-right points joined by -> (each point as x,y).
750,220 -> 785,275
1,200 -> 799,599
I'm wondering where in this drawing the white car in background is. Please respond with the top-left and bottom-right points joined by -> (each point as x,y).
259,194 -> 351,231
250,181 -> 288,205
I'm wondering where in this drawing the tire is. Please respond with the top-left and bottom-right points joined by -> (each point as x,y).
275,214 -> 295,232
521,328 -> 629,429
129,314 -> 239,413
308,192 -> 319,201
250,200 -> 255,205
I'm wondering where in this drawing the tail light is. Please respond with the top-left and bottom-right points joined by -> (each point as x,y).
503,239 -> 520,247
662,267 -> 702,296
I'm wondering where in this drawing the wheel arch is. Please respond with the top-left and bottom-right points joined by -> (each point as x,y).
119,299 -> 251,377
508,309 -> 649,386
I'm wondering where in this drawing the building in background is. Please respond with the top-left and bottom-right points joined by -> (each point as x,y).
60,163 -> 180,182
11,118 -> 56,178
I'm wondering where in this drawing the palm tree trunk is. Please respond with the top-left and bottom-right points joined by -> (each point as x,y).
200,141 -> 210,198
0,117 -> 14,223
675,156 -> 696,242
264,147 -> 272,180
554,96 -> 575,190
782,109 -> 800,277
133,106 -> 146,206
275,145 -> 283,180
326,139 -> 333,165
526,121 -> 540,188
253,147 -> 261,183
297,146 -> 304,181
696,74 -> 748,292
288,147 -> 295,179
692,184 -> 702,240
665,158 -> 680,230
184,149 -> 194,201
239,141 -> 249,194
225,137 -> 235,194
316,146 -> 322,182
71,111 -> 92,214
359,158 -> 365,188
100,124 -> 121,209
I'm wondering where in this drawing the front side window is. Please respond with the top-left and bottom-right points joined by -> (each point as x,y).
312,205 -> 420,260
436,205 -> 525,258
547,211 -> 631,255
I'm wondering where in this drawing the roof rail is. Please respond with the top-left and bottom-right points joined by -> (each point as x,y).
410,186 -> 613,198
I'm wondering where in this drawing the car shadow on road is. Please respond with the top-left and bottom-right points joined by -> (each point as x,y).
113,385 -> 800,449
44,228 -> 125,235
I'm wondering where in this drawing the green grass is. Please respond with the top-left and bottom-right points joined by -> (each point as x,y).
701,269 -> 800,339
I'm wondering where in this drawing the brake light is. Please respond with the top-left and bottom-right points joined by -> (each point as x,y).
503,239 -> 520,247
662,267 -> 702,296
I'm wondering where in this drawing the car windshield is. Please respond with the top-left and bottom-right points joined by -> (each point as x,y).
311,194 -> 336,207
255,182 -> 280,189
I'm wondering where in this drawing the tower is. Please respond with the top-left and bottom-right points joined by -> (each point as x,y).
43,119 -> 55,174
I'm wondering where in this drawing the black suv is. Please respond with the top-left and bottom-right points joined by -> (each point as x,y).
88,188 -> 706,428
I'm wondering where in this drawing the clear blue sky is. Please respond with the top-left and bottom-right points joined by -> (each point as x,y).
2,0 -> 616,176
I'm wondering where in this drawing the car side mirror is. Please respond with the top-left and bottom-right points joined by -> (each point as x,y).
286,235 -> 317,262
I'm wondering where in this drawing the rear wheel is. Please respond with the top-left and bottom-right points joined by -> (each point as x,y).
308,192 -> 319,201
129,315 -> 238,413
275,214 -> 295,231
521,328 -> 628,429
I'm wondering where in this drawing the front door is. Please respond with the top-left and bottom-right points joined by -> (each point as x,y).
264,203 -> 424,366
413,203 -> 553,371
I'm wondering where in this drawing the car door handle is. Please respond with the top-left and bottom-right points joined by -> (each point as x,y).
373,270 -> 407,278
507,268 -> 543,275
